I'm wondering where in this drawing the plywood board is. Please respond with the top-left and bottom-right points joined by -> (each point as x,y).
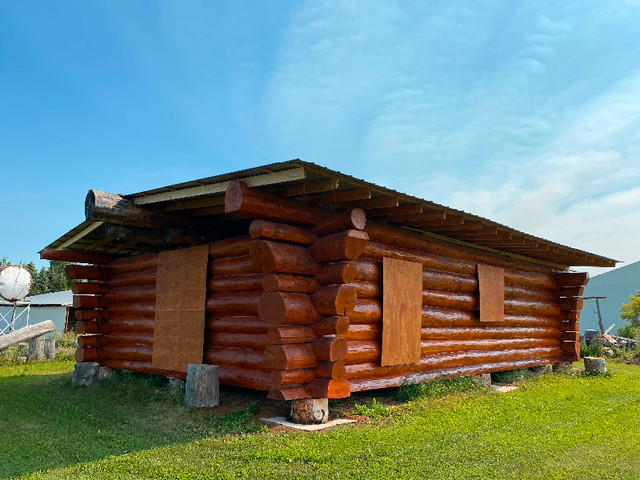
381,257 -> 423,367
152,244 -> 209,372
477,264 -> 504,323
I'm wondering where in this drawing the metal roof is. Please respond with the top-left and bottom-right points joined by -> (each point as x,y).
43,160 -> 617,268
0,290 -> 73,307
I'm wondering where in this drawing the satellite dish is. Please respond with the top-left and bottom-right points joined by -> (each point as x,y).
0,265 -> 33,302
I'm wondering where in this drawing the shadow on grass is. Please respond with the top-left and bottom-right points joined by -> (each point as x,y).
0,368 -> 273,479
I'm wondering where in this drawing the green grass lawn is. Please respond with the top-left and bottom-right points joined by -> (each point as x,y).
2,361 -> 640,479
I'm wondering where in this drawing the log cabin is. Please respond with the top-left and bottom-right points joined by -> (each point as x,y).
42,160 -> 616,402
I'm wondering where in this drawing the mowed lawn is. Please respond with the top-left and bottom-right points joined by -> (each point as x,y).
2,360 -> 640,480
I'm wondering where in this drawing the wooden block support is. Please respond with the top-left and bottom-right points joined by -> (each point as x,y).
44,339 -> 56,359
72,362 -> 100,387
28,335 -> 45,361
290,398 -> 329,424
584,357 -> 606,374
185,364 -> 220,408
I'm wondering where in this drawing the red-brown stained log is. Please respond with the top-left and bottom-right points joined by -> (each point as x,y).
311,316 -> 350,336
344,324 -> 381,341
102,332 -> 154,347
561,320 -> 579,332
315,262 -> 357,285
422,290 -> 478,311
75,309 -> 107,321
262,274 -> 319,293
102,360 -> 186,379
554,272 -> 589,287
107,304 -> 155,319
206,292 -> 261,316
421,326 -> 560,340
308,378 -> 351,399
505,284 -> 557,302
560,297 -> 584,311
314,361 -> 346,379
78,335 -> 103,348
251,240 -> 321,275
108,254 -> 158,274
364,242 -> 475,276
102,345 -> 152,361
206,332 -> 268,350
204,347 -> 269,371
107,285 -> 156,304
249,220 -> 318,245
205,316 -> 267,334
208,274 -> 265,293
102,318 -> 154,333
349,359 -> 555,392
311,209 -> 367,236
108,270 -> 156,287
349,280 -> 380,299
76,320 -> 102,335
258,292 -> 321,325
73,295 -> 106,309
40,248 -> 116,265
209,236 -> 252,259
561,331 -> 579,342
71,282 -> 106,295
313,335 -> 348,362
504,298 -> 561,317
421,306 -> 560,329
75,347 -> 100,362
225,180 -> 326,225
267,326 -> 316,344
560,311 -> 581,322
352,259 -> 381,282
209,255 -> 257,276
271,369 -> 315,387
561,341 -> 580,356
559,286 -> 585,297
268,387 -> 311,401
346,347 -> 561,379
422,269 -> 477,293
504,269 -> 558,290
218,367 -> 272,391
311,285 -> 357,316
350,299 -> 382,324
65,264 -> 104,281
264,344 -> 318,370
309,230 -> 369,263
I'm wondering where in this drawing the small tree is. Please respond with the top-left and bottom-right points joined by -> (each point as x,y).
616,290 -> 640,339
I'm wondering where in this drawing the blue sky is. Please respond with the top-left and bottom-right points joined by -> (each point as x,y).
1,1 -> 639,276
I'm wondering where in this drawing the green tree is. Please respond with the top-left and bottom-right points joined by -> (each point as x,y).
616,290 -> 640,339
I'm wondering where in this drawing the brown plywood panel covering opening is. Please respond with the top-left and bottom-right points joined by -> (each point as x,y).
381,257 -> 423,367
478,264 -> 504,323
152,245 -> 210,372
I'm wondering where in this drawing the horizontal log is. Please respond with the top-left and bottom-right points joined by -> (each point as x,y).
422,269 -> 477,293
352,258 -> 381,282
560,297 -> 584,311
560,320 -> 579,332
71,282 -> 106,295
346,347 -> 561,379
78,335 -> 103,348
349,359 -> 556,392
102,318 -> 155,333
208,274 -> 265,293
75,320 -> 101,335
75,309 -> 107,321
350,299 -> 382,324
311,285 -> 357,316
267,386 -> 311,401
0,321 -> 57,350
267,326 -> 316,344
314,261 -> 357,285
364,242 -> 475,276
65,264 -> 104,281
504,298 -> 561,317
75,347 -> 100,362
560,311 -> 580,322
104,223 -> 205,247
102,344 -> 152,361
349,280 -> 380,299
309,230 -> 369,263
107,253 -> 159,274
561,341 -> 580,356
554,272 -> 589,287
561,331 -> 579,342
107,285 -> 156,304
40,248 -> 116,265
209,236 -> 252,259
264,344 -> 318,370
225,180 -> 326,225
249,220 -> 318,245
101,359 -> 185,379
314,361 -> 346,380
73,295 -> 106,309
206,292 -> 262,316
107,270 -> 156,287
205,316 -> 267,334
422,290 -> 477,311
204,347 -> 269,371
218,366 -> 272,391
101,331 -> 154,347
206,332 -> 267,350
107,304 -> 155,319
421,326 -> 560,340
262,274 -> 319,293
421,306 -> 560,329
503,269 -> 558,290
311,209 -> 366,236
209,255 -> 257,276
258,292 -> 320,325
313,335 -> 348,362
311,316 -> 350,336
308,378 -> 351,399
558,286 -> 585,297
343,324 -> 381,341
251,240 -> 320,275
271,369 -> 315,387
504,284 -> 557,302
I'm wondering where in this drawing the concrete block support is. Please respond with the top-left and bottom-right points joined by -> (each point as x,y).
291,398 -> 329,424
185,364 -> 219,408
584,357 -> 607,374
473,373 -> 492,388
552,362 -> 573,372
72,362 -> 100,386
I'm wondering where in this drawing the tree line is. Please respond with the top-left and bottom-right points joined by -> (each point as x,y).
0,257 -> 72,297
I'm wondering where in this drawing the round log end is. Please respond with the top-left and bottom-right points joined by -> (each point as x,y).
350,208 -> 367,231
250,241 -> 276,272
344,231 -> 370,260
258,291 -> 286,324
225,180 -> 245,213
